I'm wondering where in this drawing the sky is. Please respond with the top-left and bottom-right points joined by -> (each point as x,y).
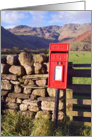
1,11 -> 91,29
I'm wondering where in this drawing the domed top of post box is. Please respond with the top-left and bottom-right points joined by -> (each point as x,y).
50,43 -> 69,52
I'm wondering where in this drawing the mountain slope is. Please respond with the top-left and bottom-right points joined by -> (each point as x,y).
1,23 -> 91,51
1,26 -> 57,50
1,26 -> 34,49
74,30 -> 91,43
59,30 -> 91,44
8,23 -> 91,41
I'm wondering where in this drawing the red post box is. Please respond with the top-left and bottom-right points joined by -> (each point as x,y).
48,43 -> 69,89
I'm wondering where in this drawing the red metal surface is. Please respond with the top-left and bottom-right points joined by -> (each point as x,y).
48,43 -> 69,89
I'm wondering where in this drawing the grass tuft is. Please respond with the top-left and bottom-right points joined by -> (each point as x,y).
1,112 -> 91,136
30,118 -> 54,136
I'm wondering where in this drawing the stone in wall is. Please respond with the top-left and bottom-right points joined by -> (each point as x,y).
24,79 -> 35,85
6,102 -> 18,109
8,93 -> 29,99
23,87 -> 32,94
23,74 -> 48,79
41,101 -> 55,111
34,63 -> 42,74
18,52 -> 33,66
37,97 -> 55,102
10,80 -> 20,85
3,109 -> 15,114
41,100 -> 63,111
30,94 -> 37,100
1,74 -> 18,81
47,88 -> 64,98
1,56 -> 6,64
36,79 -> 47,87
18,77 -> 24,84
22,99 -> 41,112
1,90 -> 9,97
6,97 -> 16,103
52,111 -> 65,121
22,100 -> 41,107
32,89 -> 46,97
1,90 -> 7,110
1,64 -> 10,74
1,80 -> 13,90
19,104 -> 28,111
44,62 -> 49,72
34,63 -> 46,74
14,85 -> 22,93
7,55 -> 19,65
16,98 -> 22,104
24,64 -> 34,75
28,105 -> 40,112
9,65 -> 25,76
33,53 -> 47,63
35,111 -> 52,120
40,65 -> 46,74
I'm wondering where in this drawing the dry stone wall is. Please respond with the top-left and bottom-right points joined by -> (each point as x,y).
1,52 -> 65,121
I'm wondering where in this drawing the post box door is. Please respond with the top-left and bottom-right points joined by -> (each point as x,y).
48,61 -> 68,89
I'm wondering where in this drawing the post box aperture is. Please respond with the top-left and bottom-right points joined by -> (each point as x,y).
48,43 -> 69,89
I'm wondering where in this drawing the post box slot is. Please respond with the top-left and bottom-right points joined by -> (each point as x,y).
51,51 -> 68,53
57,62 -> 60,65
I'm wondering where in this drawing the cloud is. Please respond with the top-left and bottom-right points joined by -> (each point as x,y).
49,11 -> 91,24
4,25 -> 16,29
29,11 -> 48,26
1,11 -> 91,28
1,11 -> 26,24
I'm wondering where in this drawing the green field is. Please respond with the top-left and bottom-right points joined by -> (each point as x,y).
69,51 -> 91,64
68,51 -> 91,85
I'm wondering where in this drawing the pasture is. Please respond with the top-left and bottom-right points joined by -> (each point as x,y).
69,51 -> 91,85
69,51 -> 91,65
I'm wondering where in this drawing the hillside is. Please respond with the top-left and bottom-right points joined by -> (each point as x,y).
1,26 -> 35,49
1,23 -> 91,51
8,23 -> 91,41
1,26 -> 56,50
74,30 -> 91,43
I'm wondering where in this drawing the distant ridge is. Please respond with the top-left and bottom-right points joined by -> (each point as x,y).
1,23 -> 91,51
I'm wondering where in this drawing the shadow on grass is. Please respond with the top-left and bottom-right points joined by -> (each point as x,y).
55,116 -> 91,136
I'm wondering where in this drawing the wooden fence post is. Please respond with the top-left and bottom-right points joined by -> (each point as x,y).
67,62 -> 73,85
66,89 -> 73,121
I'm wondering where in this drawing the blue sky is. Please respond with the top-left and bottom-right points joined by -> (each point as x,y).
1,11 -> 91,28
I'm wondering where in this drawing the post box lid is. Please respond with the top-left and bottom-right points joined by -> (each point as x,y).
50,43 -> 69,52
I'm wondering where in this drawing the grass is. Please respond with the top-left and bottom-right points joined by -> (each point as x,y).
1,112 -> 91,136
69,51 -> 91,85
69,51 -> 91,64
